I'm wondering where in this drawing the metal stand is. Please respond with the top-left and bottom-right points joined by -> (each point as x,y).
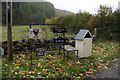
30,38 -> 33,68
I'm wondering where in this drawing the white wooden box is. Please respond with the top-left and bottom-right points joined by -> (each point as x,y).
75,29 -> 92,57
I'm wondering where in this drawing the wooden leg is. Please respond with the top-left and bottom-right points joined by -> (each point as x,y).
64,49 -> 65,57
67,51 -> 69,57
67,51 -> 69,61
77,50 -> 78,61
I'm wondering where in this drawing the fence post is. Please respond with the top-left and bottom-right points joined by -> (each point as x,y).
94,28 -> 97,39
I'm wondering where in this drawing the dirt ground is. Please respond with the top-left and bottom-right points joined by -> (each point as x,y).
85,56 -> 119,80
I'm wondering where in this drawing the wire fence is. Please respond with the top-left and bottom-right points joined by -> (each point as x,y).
96,29 -> 120,41
2,25 -> 120,56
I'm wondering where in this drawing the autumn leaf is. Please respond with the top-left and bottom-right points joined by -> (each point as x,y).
28,71 -> 31,74
38,62 -> 40,67
14,64 -> 17,66
37,75 -> 42,78
17,60 -> 20,64
75,76 -> 81,78
86,71 -> 93,74
7,73 -> 11,78
80,73 -> 83,77
5,64 -> 8,66
20,72 -> 25,75
76,61 -> 80,65
42,68 -> 47,71
79,63 -> 83,66
37,72 -> 41,75
31,71 -> 36,74
22,76 -> 26,78
16,66 -> 19,69
34,69 -> 37,71
26,63 -> 29,66
11,70 -> 14,72
15,72 -> 18,75
30,76 -> 35,78
20,54 -> 22,57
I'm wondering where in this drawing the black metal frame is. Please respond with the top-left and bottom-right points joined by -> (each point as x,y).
30,24 -> 63,28
52,26 -> 66,56
29,24 -> 66,66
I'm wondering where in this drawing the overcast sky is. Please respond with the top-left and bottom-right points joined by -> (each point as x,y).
46,0 -> 120,14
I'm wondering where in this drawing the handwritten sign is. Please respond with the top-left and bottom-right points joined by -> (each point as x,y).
36,48 -> 44,56
53,27 -> 66,33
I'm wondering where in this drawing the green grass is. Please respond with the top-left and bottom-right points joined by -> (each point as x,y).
1,25 -> 57,42
1,26 -> 29,41
1,25 -> 76,42
2,40 -> 119,79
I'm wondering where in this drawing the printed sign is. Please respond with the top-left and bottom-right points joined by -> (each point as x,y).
56,45 -> 63,48
0,48 -> 4,55
36,48 -> 44,56
53,37 -> 66,43
30,28 -> 42,38
53,27 -> 66,33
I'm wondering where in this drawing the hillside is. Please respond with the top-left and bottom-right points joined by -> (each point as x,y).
2,2 -> 55,25
55,8 -> 74,16
2,2 -> 74,25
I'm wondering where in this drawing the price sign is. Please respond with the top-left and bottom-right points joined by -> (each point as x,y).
36,48 -> 44,56
53,27 -> 66,33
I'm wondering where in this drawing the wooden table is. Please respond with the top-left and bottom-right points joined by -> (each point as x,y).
64,45 -> 78,60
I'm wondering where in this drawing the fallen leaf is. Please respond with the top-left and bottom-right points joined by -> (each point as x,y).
26,63 -> 29,66
37,72 -> 41,75
15,72 -> 18,75
5,64 -> 8,66
75,76 -> 81,78
32,71 -> 36,74
31,76 -> 35,78
80,73 -> 83,77
7,74 -> 11,78
28,71 -> 31,74
17,60 -> 20,64
79,63 -> 83,66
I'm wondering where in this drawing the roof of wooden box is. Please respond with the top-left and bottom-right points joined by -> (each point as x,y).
75,29 -> 92,40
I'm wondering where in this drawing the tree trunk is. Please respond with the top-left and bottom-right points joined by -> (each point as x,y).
7,2 -> 13,61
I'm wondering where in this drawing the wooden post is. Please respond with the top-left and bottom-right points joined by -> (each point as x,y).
94,28 -> 97,39
0,1 -> 2,79
7,1 -> 13,61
